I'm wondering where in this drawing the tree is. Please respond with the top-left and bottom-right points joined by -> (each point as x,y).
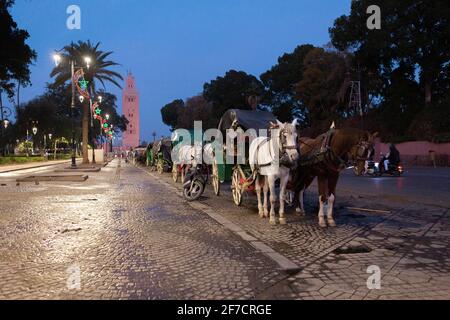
50,40 -> 123,163
0,0 -> 36,98
203,70 -> 264,124
178,95 -> 213,130
294,47 -> 351,134
161,96 -> 214,131
161,99 -> 184,131
260,44 -> 315,122
330,0 -> 450,106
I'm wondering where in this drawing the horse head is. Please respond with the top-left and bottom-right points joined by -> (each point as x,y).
269,119 -> 300,165
349,130 -> 378,175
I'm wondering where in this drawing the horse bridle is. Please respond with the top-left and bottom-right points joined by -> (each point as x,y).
279,128 -> 298,151
351,140 -> 373,163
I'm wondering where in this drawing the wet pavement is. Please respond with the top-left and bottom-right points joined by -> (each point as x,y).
0,159 -> 449,299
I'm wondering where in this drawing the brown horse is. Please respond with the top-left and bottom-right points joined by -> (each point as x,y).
293,128 -> 377,227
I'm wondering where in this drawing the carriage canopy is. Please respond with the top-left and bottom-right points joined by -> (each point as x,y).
152,138 -> 172,161
218,109 -> 278,134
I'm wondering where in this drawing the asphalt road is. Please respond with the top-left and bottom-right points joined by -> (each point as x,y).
334,167 -> 450,208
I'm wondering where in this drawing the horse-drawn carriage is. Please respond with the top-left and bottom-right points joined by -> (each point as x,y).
148,138 -> 173,174
216,109 -> 278,206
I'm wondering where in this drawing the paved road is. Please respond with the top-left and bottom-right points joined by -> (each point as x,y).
336,167 -> 450,208
0,159 -> 449,300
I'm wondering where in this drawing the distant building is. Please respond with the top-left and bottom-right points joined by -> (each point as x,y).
122,72 -> 140,149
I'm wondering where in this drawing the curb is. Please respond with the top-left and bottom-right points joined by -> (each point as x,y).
0,160 -> 73,174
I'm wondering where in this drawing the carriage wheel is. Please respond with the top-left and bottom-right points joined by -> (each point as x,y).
157,160 -> 164,174
212,161 -> 220,196
172,165 -> 178,182
231,168 -> 242,206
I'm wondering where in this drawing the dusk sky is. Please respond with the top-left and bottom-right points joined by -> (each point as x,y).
11,0 -> 351,142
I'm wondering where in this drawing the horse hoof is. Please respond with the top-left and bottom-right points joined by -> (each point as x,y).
279,218 -> 287,225
328,219 -> 337,227
319,220 -> 327,228
259,213 -> 265,219
269,219 -> 277,225
296,208 -> 306,215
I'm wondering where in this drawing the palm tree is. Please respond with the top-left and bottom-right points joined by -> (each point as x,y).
50,40 -> 123,164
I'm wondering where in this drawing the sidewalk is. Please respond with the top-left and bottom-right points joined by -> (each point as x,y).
0,159 -> 73,173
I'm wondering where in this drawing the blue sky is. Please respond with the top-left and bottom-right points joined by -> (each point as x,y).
10,0 -> 351,141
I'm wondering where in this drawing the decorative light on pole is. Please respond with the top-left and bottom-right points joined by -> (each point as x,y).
32,126 -> 38,135
3,119 -> 9,129
79,95 -> 84,103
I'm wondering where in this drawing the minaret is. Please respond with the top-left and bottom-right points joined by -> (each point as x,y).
122,72 -> 140,149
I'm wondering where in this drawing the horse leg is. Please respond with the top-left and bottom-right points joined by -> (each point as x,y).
317,175 -> 328,228
279,170 -> 289,225
263,178 -> 269,218
327,172 -> 339,227
255,176 -> 264,218
268,175 -> 277,225
296,175 -> 313,214
296,187 -> 305,215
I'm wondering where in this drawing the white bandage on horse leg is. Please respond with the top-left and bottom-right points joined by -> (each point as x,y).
327,193 -> 336,227
318,196 -> 326,227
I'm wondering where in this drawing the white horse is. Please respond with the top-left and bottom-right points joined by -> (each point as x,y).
249,119 -> 300,225
173,143 -> 215,182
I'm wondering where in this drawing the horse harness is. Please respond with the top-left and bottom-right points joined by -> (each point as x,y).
253,127 -> 298,169
298,129 -> 371,172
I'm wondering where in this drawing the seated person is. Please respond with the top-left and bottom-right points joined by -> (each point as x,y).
382,144 -> 400,171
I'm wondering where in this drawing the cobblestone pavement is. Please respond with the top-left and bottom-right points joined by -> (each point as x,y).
1,159 -> 449,299
0,160 -> 283,299
152,164 -> 450,300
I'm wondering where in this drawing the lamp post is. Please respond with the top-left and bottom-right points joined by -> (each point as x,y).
53,52 -> 92,168
90,95 -> 103,164
31,122 -> 38,155
0,92 -> 12,156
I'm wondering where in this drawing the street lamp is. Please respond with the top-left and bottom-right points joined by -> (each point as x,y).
3,119 -> 9,129
32,126 -> 38,135
53,54 -> 62,66
52,51 -> 92,168
48,133 -> 52,140
84,56 -> 91,69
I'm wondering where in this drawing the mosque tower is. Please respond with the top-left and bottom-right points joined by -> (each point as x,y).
122,72 -> 140,149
